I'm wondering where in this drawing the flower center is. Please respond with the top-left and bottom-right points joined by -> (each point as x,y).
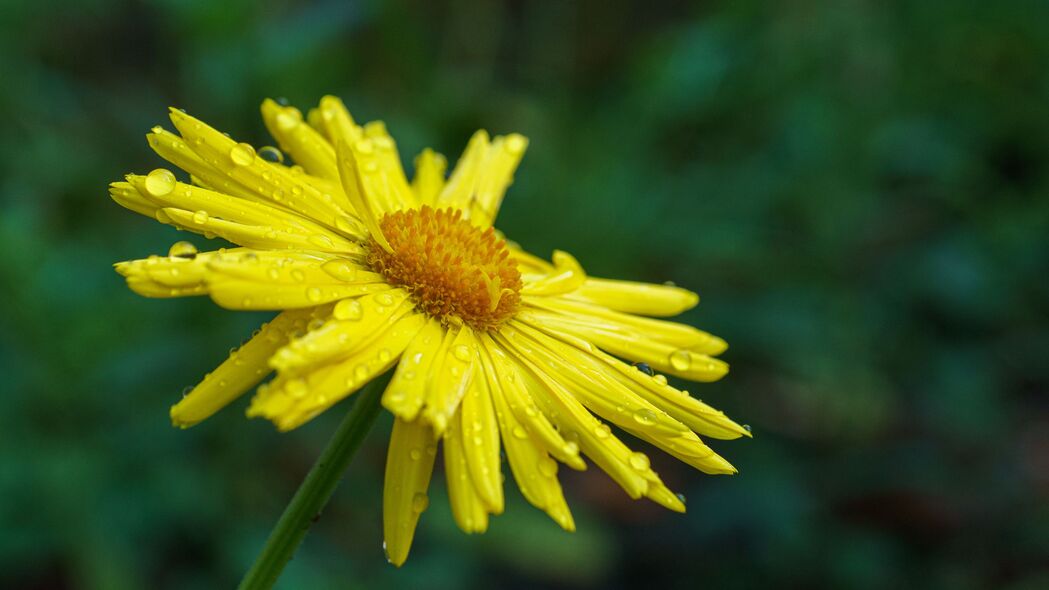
366,206 -> 522,330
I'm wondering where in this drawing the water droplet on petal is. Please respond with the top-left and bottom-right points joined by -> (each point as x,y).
632,408 -> 657,426
168,241 -> 198,258
333,299 -> 364,321
512,426 -> 528,439
354,364 -> 370,381
192,210 -> 209,224
411,493 -> 429,513
230,143 -> 256,166
409,448 -> 422,461
629,452 -> 650,471
145,168 -> 177,197
669,350 -> 691,371
306,287 -> 322,302
258,145 -> 284,164
453,345 -> 472,362
653,374 -> 668,386
594,424 -> 611,439
376,293 -> 395,306
321,259 -> 359,282
538,457 -> 558,478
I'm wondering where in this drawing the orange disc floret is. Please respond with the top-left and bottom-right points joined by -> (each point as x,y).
366,206 -> 522,331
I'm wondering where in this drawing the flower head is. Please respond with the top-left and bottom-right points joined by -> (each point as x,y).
112,96 -> 748,565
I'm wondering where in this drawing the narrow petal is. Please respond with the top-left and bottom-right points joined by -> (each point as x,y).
478,335 -> 586,470
524,295 -> 727,354
146,127 -> 260,204
247,312 -> 425,430
493,330 -> 651,500
168,108 -> 362,236
383,319 -> 447,421
509,320 -> 738,475
458,348 -> 504,513
568,277 -> 700,317
205,257 -> 390,311
444,410 -> 490,533
383,418 -> 437,567
531,324 -> 749,440
260,99 -> 339,181
435,130 -> 489,212
157,206 -> 361,253
520,250 -> 587,296
126,172 -> 346,247
334,137 -> 394,251
480,339 -> 576,530
269,290 -> 414,373
170,309 -> 312,427
363,121 -> 418,210
516,308 -> 728,382
411,148 -> 447,206
422,327 -> 477,436
110,181 -> 159,218
470,133 -> 528,227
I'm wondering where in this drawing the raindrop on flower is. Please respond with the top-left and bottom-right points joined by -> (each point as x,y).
538,457 -> 558,478
453,345 -> 472,362
669,349 -> 691,371
229,142 -> 256,166
192,210 -> 209,224
333,299 -> 363,321
629,452 -> 650,471
145,168 -> 176,197
258,145 -> 284,164
168,241 -> 198,259
411,493 -> 429,513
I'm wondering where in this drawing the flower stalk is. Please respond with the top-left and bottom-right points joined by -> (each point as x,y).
238,377 -> 386,590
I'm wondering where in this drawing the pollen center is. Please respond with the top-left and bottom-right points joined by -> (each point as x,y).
366,206 -> 522,330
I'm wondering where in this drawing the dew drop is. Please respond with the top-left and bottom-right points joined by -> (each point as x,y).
333,299 -> 364,321
354,364 -> 369,381
669,350 -> 692,371
376,293 -> 395,306
631,361 -> 654,376
633,408 -> 657,426
629,452 -> 650,471
653,374 -> 668,386
229,143 -> 256,166
145,168 -> 177,197
258,145 -> 284,164
321,259 -> 359,282
306,287 -> 322,302
452,345 -> 472,362
378,348 -> 392,362
564,441 -> 580,455
192,210 -> 209,224
275,108 -> 302,131
512,426 -> 528,439
594,424 -> 611,439
411,493 -> 429,513
290,269 -> 306,282
409,448 -> 422,461
168,241 -> 198,259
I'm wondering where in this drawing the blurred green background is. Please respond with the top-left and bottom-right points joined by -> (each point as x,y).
3,0 -> 1048,588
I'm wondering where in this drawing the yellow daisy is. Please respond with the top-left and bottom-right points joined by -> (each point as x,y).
112,96 -> 748,566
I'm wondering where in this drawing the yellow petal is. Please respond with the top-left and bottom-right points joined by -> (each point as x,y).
435,129 -> 489,212
569,277 -> 700,317
421,327 -> 476,436
126,172 -> 346,245
168,108 -> 361,237
170,310 -> 311,427
146,128 -> 260,203
517,308 -> 728,382
458,351 -> 504,513
334,137 -> 393,251
260,99 -> 339,181
520,250 -> 587,296
269,290 -> 414,373
470,133 -> 528,227
110,181 -> 159,218
524,295 -> 727,354
248,312 -> 425,430
383,321 -> 453,421
363,120 -> 418,210
477,335 -> 586,471
444,410 -> 490,534
383,417 -> 437,567
480,340 -> 576,530
411,148 -> 447,206
509,320 -> 737,475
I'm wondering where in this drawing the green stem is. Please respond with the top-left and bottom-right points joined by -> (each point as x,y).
238,377 -> 386,590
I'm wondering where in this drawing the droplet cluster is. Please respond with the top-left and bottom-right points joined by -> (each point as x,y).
367,206 -> 521,330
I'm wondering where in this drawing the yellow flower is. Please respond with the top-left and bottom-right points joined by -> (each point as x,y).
112,96 -> 748,565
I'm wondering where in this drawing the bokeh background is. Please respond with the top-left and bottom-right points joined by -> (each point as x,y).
3,0 -> 1048,588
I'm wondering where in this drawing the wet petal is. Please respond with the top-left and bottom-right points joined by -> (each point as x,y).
444,410 -> 490,533
421,327 -> 476,436
458,346 -> 504,512
260,98 -> 338,181
411,148 -> 447,206
383,418 -> 437,567
383,319 -> 447,421
171,309 -> 311,427
568,277 -> 700,317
